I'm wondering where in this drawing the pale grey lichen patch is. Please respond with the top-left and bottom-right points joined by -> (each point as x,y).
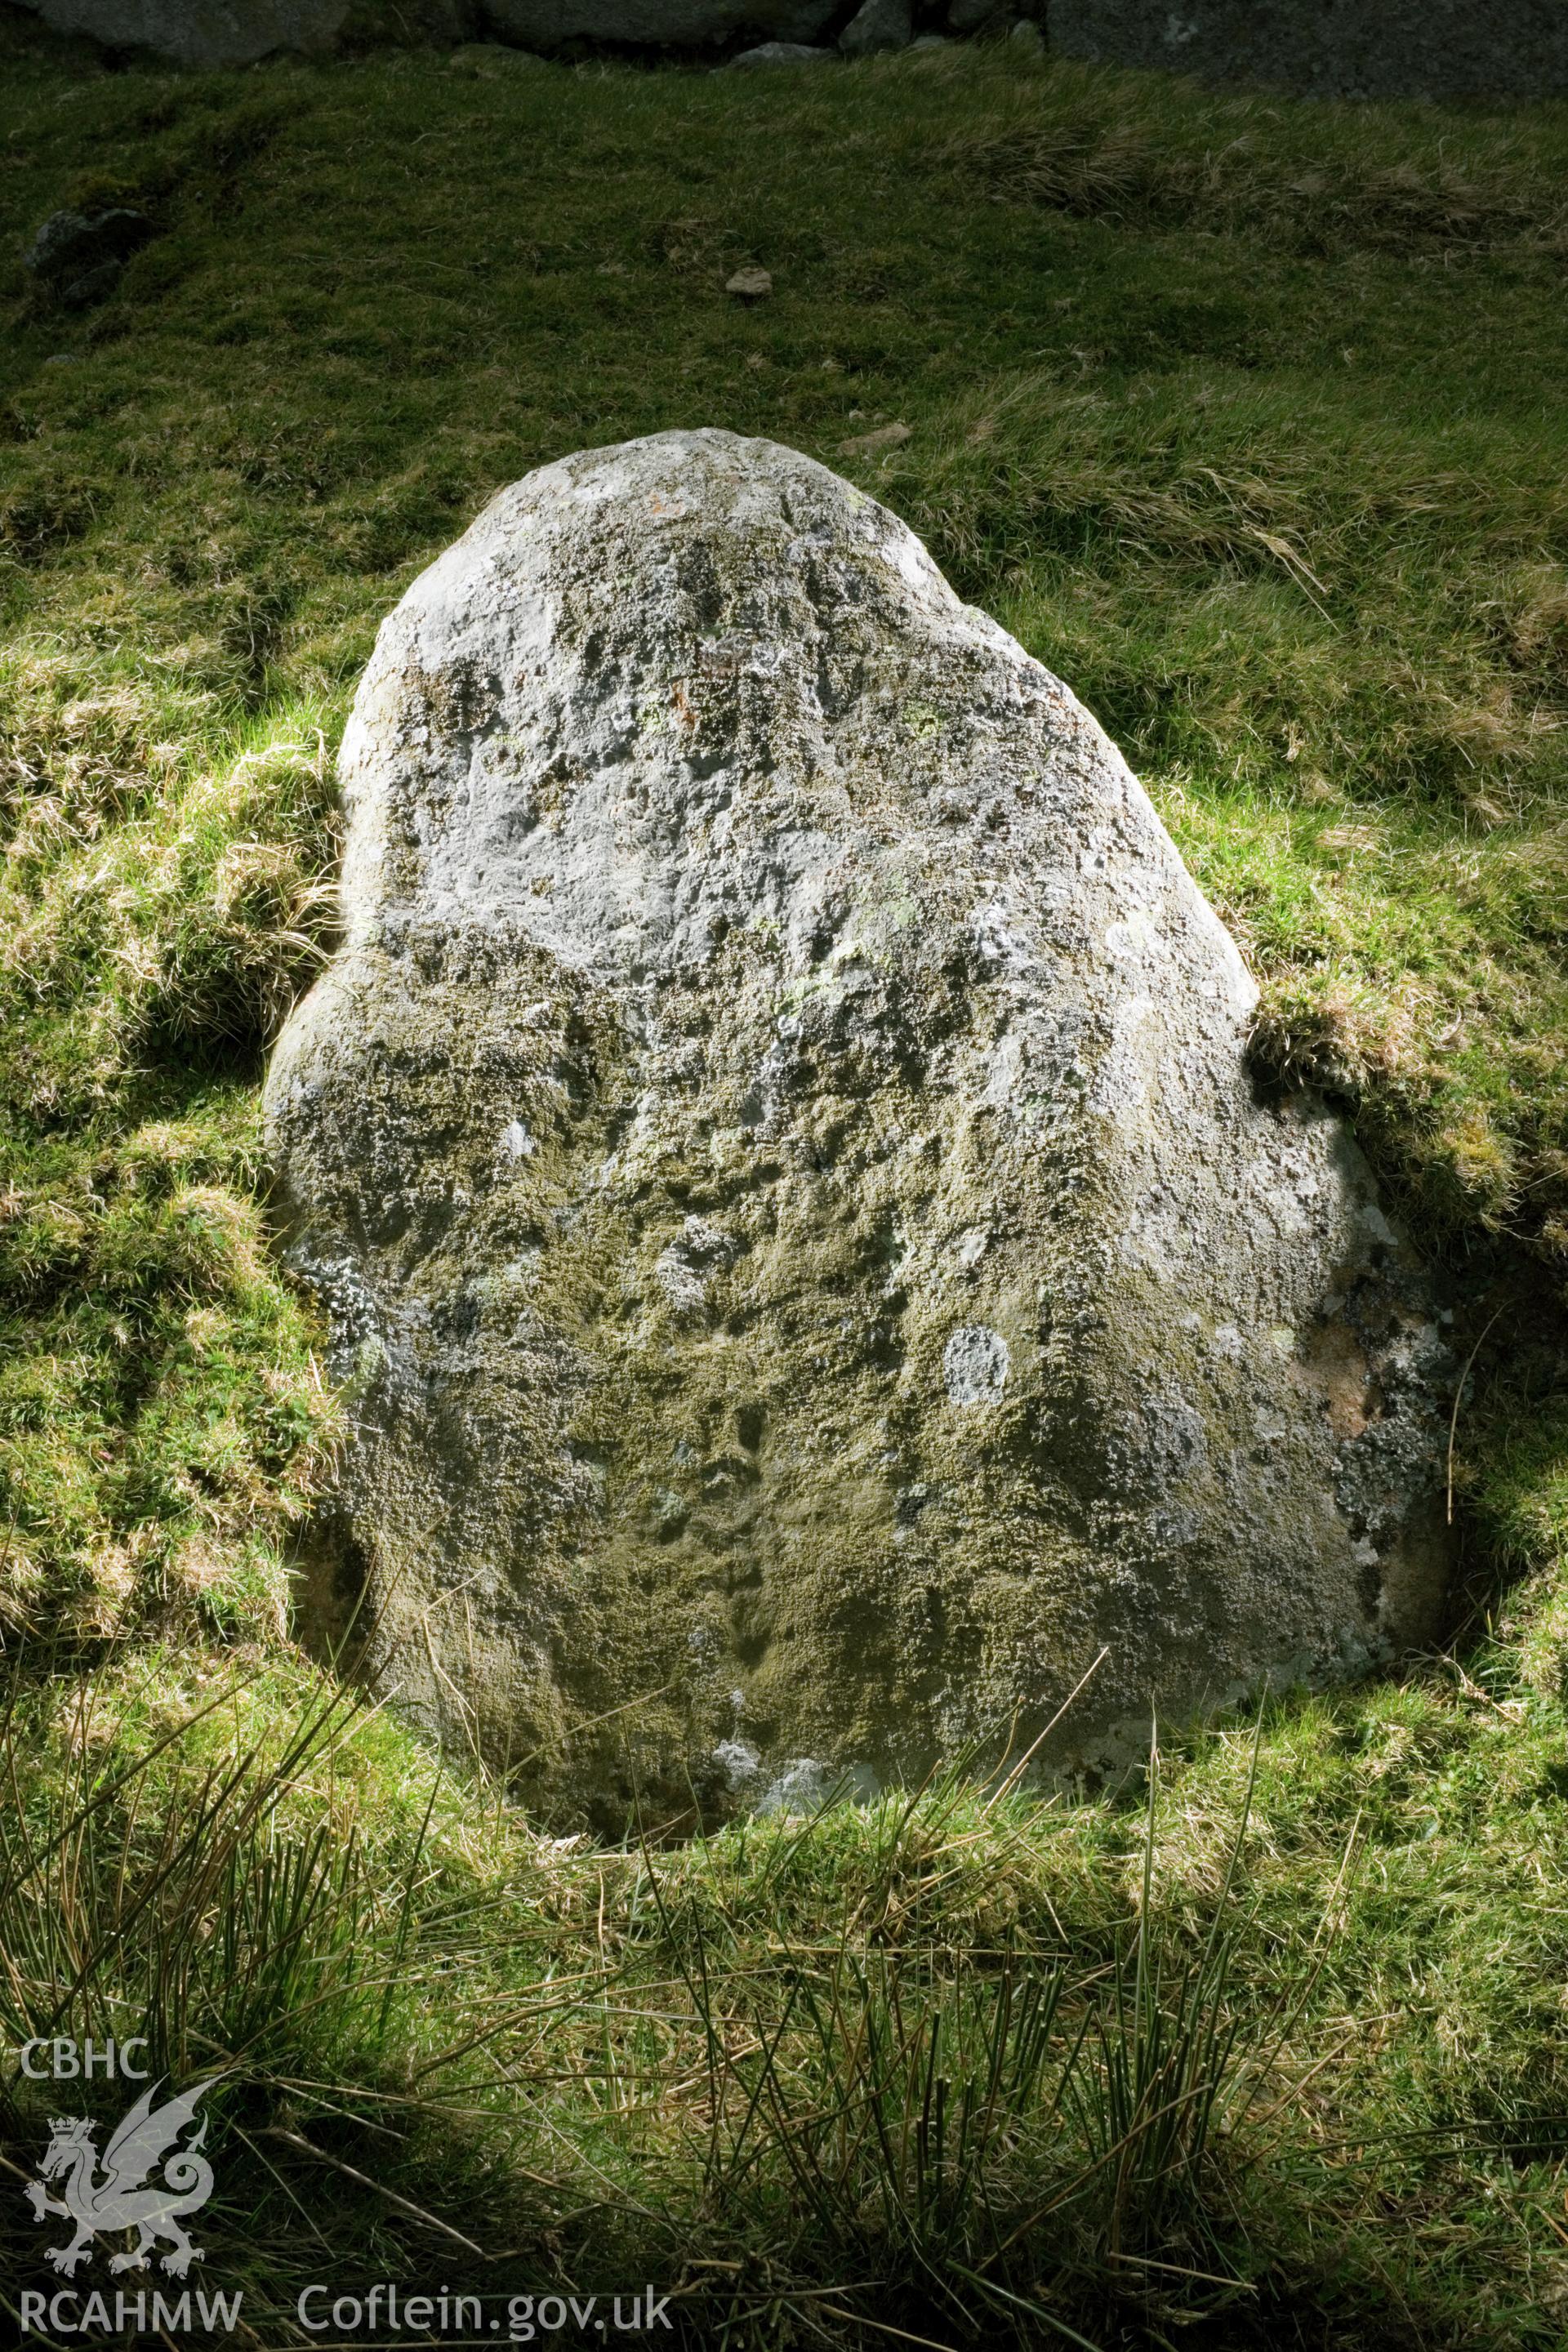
755,1758 -> 834,1817
754,1756 -> 880,1817
943,1325 -> 1010,1407
656,1216 -> 740,1313
712,1738 -> 764,1795
264,428 -> 1454,1830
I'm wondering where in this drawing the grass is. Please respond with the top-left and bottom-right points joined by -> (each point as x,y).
3,21 -> 1568,1637
3,11 -> 1568,2343
7,1645 -> 1568,2347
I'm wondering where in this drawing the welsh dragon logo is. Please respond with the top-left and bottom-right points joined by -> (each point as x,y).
24,2078 -> 216,2278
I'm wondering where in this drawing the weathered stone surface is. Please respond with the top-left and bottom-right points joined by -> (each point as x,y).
20,0 -> 350,66
945,0 -> 1007,32
483,0 -> 839,52
265,428 -> 1453,1825
1048,0 -> 1568,104
16,0 -> 468,67
839,0 -> 911,54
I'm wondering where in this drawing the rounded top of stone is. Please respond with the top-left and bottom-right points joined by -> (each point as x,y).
338,427 -> 1067,975
402,426 -> 959,631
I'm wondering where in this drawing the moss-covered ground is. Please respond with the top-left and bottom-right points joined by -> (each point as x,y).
2,12 -> 1568,2344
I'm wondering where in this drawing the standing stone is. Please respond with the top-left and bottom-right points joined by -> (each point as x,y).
265,430 -> 1452,1826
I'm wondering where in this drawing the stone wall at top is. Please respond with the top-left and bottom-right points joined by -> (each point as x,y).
1048,0 -> 1568,104
15,0 -> 1568,90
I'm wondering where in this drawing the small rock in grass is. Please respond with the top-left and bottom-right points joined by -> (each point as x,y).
447,42 -> 550,71
1009,16 -> 1045,56
24,208 -> 153,311
728,40 -> 834,65
840,420 -> 911,457
725,265 -> 773,299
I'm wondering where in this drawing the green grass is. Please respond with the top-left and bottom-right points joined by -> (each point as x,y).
4,13 -> 1568,2343
7,1645 -> 1568,2347
3,21 -> 1567,1632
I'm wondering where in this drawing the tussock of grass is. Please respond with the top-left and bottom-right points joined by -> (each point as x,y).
951,80 -> 1568,256
7,1647 -> 1568,2346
